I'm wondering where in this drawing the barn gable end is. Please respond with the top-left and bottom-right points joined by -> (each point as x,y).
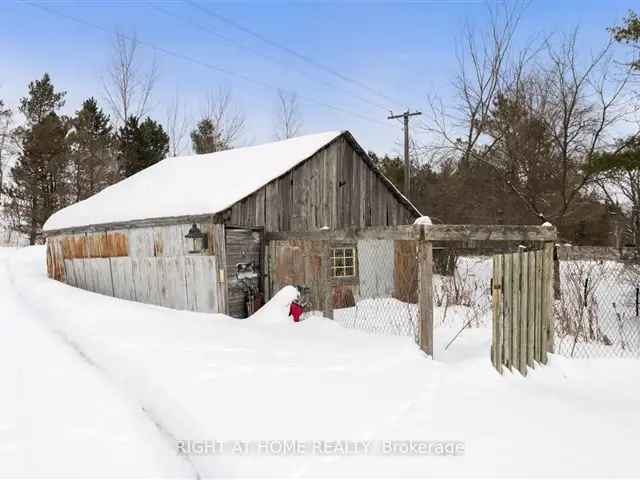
224,132 -> 419,231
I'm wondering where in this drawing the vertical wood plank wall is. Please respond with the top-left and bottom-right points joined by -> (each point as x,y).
491,245 -> 554,375
46,222 -> 225,314
224,136 -> 418,231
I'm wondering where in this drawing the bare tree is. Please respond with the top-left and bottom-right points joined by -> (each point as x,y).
424,4 -> 632,228
203,86 -> 244,147
103,30 -> 159,124
0,100 -> 11,199
190,86 -> 244,154
424,3 -> 525,169
274,89 -> 302,140
165,92 -> 190,157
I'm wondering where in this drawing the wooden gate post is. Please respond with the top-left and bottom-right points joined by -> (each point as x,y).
542,241 -> 555,361
418,240 -> 434,357
322,241 -> 334,320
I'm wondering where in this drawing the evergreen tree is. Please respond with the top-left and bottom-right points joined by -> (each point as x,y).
611,10 -> 640,71
190,118 -> 226,154
69,98 -> 115,201
6,74 -> 69,244
117,116 -> 169,178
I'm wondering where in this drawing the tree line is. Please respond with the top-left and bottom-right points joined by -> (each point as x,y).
0,32 -> 303,245
1,10 -> 638,248
375,8 -> 640,250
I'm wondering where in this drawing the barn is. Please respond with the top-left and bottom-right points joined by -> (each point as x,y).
43,130 -> 421,318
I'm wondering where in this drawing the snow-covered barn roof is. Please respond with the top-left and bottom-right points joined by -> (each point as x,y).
43,130 -> 418,232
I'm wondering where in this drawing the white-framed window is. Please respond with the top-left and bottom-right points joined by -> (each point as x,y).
331,246 -> 357,278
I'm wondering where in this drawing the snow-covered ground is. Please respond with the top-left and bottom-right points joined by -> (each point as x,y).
2,246 -> 640,477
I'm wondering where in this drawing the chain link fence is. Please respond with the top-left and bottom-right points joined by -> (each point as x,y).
333,239 -> 419,342
554,258 -> 640,358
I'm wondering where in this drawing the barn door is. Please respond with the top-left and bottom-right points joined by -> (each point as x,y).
225,227 -> 263,318
491,244 -> 554,375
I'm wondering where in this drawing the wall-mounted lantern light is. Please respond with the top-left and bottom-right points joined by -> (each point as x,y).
185,223 -> 207,253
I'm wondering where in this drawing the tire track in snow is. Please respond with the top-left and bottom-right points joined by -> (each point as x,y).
4,258 -> 203,480
293,354 -> 444,477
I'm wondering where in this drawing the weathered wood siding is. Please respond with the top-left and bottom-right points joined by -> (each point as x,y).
267,237 -> 420,317
45,222 -> 225,314
268,240 -> 333,314
224,136 -> 418,231
225,227 -> 262,318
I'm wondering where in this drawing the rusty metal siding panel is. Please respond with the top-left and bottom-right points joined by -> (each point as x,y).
47,237 -> 65,282
62,235 -> 88,259
86,232 -> 106,258
104,232 -> 129,257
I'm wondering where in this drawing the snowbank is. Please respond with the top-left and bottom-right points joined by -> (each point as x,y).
3,247 -> 640,477
249,285 -> 299,324
44,131 -> 342,231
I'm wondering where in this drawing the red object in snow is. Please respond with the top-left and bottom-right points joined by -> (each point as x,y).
289,302 -> 304,322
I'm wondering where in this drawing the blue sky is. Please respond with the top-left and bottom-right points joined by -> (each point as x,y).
0,0 -> 636,156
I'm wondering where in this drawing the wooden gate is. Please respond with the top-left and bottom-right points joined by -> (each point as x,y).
491,244 -> 554,375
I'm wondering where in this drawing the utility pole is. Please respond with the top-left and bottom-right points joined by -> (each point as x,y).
388,110 -> 421,198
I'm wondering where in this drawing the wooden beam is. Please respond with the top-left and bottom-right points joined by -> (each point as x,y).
491,254 -> 503,373
541,241 -> 555,362
417,241 -> 434,357
265,225 -> 420,242
44,213 -> 224,237
421,225 -> 557,242
266,224 -> 557,243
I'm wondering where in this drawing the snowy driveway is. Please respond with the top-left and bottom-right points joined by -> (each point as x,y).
2,246 -> 640,477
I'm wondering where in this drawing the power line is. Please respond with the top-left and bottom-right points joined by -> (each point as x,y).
184,0 -> 406,108
148,3 -> 392,113
25,2 -> 389,127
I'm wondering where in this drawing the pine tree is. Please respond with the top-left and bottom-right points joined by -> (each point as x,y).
69,98 -> 115,201
6,74 -> 69,244
117,116 -> 169,178
190,118 -> 226,154
611,10 -> 640,71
